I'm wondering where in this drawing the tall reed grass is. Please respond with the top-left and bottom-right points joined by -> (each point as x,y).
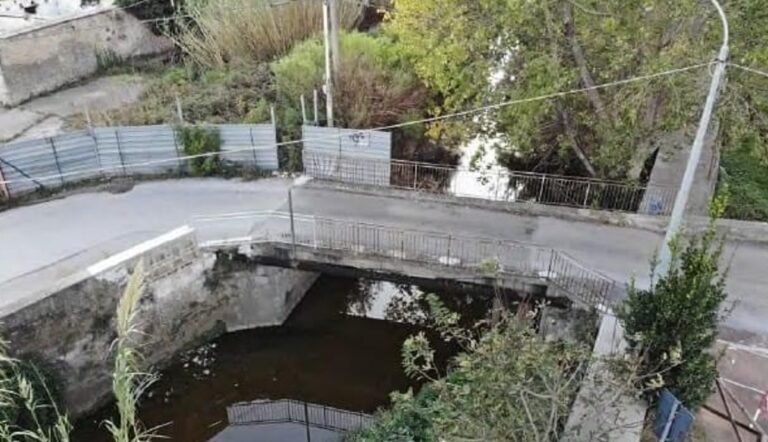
0,260 -> 155,441
171,0 -> 362,68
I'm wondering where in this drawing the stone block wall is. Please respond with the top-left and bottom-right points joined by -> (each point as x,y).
0,7 -> 172,106
0,227 -> 318,416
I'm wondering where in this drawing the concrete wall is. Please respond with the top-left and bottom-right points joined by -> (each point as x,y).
0,7 -> 172,106
0,227 -> 318,417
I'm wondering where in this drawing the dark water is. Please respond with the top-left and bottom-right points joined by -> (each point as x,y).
72,276 -> 504,442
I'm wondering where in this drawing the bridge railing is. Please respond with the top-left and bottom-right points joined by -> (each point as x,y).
193,211 -> 619,312
226,399 -> 372,433
303,152 -> 677,216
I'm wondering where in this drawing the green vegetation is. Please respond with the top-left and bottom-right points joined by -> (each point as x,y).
273,32 -> 427,129
0,262 -> 155,441
618,198 -> 730,409
348,296 -> 591,441
176,125 -> 222,176
720,135 -> 768,221
73,63 -> 275,128
171,0 -> 362,68
385,0 -> 768,185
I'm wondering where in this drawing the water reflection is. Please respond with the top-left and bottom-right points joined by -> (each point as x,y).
74,276 -> 504,442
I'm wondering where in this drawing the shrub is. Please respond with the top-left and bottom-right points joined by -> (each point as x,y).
171,0 -> 362,68
349,296 -> 591,441
176,125 -> 222,176
69,63 -> 276,128
618,198 -> 730,409
273,32 -> 427,129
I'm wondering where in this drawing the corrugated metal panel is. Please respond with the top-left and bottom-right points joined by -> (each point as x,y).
49,131 -> 101,184
0,137 -> 59,195
302,126 -> 392,185
114,125 -> 180,175
0,123 -> 281,198
302,126 -> 391,160
216,124 -> 279,171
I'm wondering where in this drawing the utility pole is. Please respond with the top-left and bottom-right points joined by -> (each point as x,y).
322,0 -> 335,127
653,0 -> 729,282
329,0 -> 341,76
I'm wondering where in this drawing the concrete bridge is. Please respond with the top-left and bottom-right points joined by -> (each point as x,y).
2,176 -> 767,348
2,174 -> 768,431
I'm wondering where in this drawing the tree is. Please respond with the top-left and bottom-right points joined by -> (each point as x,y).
385,0 -> 727,179
618,198 -> 730,409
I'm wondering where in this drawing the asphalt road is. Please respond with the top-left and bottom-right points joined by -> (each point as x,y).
2,178 -> 767,349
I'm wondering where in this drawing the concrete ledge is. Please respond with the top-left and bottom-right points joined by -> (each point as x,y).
305,180 -> 768,245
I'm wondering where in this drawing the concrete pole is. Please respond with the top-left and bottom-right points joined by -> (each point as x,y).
322,0 -> 335,127
653,0 -> 728,282
329,0 -> 342,77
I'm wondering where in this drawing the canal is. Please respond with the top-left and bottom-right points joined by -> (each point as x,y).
73,275 -> 507,441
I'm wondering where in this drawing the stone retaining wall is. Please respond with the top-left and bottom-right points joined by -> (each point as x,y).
0,227 -> 318,416
0,7 -> 171,106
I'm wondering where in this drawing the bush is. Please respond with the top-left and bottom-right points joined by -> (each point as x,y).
273,32 -> 427,129
171,0 -> 362,68
348,296 -> 590,441
176,125 -> 222,176
69,63 -> 276,127
618,200 -> 730,409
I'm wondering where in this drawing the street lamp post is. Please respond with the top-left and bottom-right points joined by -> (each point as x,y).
653,0 -> 729,282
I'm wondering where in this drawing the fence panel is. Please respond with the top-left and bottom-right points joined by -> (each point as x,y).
217,124 -> 279,171
0,137 -> 59,195
302,126 -> 392,186
115,125 -> 180,175
50,131 -> 101,184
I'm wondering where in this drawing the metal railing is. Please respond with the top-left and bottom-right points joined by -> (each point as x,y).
226,399 -> 372,433
303,152 -> 677,216
193,211 -> 620,312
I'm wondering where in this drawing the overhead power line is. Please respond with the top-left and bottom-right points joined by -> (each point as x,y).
0,61 -> 713,186
728,63 -> 768,79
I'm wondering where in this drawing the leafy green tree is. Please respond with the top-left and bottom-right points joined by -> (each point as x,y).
384,0 -> 768,181
618,198 -> 730,408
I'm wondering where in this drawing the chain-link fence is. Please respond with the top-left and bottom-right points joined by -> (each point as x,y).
0,124 -> 278,198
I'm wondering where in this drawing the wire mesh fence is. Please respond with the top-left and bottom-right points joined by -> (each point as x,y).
226,399 -> 373,433
0,124 -> 279,198
304,152 -> 677,216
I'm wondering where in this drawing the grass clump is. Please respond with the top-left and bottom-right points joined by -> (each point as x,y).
171,0 -> 362,68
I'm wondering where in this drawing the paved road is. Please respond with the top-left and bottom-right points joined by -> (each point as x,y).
2,178 -> 767,348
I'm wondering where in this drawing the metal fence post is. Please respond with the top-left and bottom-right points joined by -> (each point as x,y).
0,161 -> 10,200
584,182 -> 591,207
446,235 -> 452,266
289,188 -> 297,259
115,130 -> 127,175
48,137 -> 65,186
413,163 -> 418,189
538,175 -> 546,201
249,127 -> 259,165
